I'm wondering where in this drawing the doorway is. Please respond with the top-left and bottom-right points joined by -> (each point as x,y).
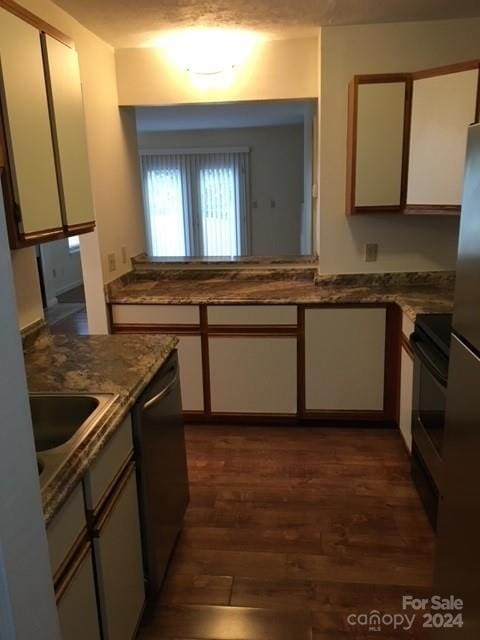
36,236 -> 88,335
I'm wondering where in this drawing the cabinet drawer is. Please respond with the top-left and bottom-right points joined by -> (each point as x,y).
112,304 -> 199,326
56,545 -> 101,640
209,336 -> 297,414
47,483 -> 86,580
84,415 -> 133,512
208,305 -> 297,326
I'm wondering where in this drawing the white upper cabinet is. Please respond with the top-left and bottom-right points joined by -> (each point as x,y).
354,80 -> 407,209
0,8 -> 62,236
42,34 -> 95,229
347,62 -> 480,216
407,68 -> 478,208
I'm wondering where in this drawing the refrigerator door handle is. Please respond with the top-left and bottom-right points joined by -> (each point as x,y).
411,333 -> 448,387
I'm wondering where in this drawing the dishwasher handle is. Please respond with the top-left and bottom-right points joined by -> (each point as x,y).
142,372 -> 179,411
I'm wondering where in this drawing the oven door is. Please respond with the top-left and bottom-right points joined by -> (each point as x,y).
411,331 -> 448,491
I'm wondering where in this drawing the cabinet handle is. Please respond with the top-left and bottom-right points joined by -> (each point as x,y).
92,461 -> 136,535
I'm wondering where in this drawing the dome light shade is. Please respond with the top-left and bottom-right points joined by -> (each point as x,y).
158,28 -> 262,76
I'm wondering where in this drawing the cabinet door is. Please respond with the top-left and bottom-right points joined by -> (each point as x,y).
94,463 -> 145,640
399,345 -> 414,452
0,8 -> 62,236
349,78 -> 408,211
305,308 -> 386,411
209,336 -> 297,414
56,545 -> 101,640
42,34 -> 95,229
407,69 -> 478,207
177,335 -> 204,411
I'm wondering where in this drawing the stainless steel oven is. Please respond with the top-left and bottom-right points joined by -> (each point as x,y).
410,314 -> 452,530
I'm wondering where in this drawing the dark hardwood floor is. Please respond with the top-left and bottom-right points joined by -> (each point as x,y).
138,425 -> 435,639
49,308 -> 88,335
56,284 -> 85,304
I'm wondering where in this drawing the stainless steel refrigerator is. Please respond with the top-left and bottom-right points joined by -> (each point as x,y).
435,122 -> 480,637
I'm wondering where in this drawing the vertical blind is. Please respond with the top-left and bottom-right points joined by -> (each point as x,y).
140,149 -> 250,257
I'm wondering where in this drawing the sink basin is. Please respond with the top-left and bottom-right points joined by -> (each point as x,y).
29,393 -> 118,488
30,395 -> 100,451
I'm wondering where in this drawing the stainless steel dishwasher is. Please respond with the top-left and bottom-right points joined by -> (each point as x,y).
132,351 -> 189,604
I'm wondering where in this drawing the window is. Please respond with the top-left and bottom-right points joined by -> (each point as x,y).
141,150 -> 249,258
67,235 -> 80,253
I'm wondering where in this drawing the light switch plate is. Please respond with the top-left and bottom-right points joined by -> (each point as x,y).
107,252 -> 116,272
365,243 -> 378,262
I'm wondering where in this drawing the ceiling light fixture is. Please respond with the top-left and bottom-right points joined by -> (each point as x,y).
158,28 -> 262,77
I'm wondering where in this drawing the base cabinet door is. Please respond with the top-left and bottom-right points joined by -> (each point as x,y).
93,463 -> 145,640
208,336 -> 297,414
399,345 -> 414,452
56,545 -> 101,640
177,336 -> 204,411
305,307 -> 386,411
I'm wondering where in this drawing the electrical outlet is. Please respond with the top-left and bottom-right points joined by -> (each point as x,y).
365,243 -> 378,262
107,252 -> 116,272
121,245 -> 128,264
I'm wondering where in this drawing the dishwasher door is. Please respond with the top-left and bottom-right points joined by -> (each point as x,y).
132,351 -> 189,602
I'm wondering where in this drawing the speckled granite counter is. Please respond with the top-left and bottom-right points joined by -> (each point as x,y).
106,270 -> 455,322
24,332 -> 177,524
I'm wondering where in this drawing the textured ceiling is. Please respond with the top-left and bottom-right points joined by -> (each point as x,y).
53,0 -> 480,48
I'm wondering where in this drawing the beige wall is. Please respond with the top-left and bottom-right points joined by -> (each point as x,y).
11,249 -> 44,329
116,37 -> 318,106
318,17 -> 480,274
138,125 -> 305,256
10,0 -> 146,329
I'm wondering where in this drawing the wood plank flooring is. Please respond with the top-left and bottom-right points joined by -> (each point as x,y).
137,425 -> 435,639
49,307 -> 88,335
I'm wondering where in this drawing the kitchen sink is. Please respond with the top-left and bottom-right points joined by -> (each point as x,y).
30,395 -> 102,451
29,393 -> 117,487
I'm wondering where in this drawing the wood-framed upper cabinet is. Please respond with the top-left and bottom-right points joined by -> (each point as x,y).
0,7 -> 63,242
346,60 -> 480,216
346,74 -> 411,215
42,33 -> 95,233
406,62 -> 480,214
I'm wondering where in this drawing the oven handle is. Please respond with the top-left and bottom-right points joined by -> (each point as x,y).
410,333 -> 448,387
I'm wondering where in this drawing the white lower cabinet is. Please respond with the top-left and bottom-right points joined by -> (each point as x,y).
48,414 -> 145,640
209,336 -> 297,414
305,307 -> 386,411
56,546 -> 101,640
93,463 -> 145,640
399,344 -> 414,452
177,335 -> 204,411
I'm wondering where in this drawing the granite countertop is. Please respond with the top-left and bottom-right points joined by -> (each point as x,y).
24,332 -> 177,524
106,270 -> 455,322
